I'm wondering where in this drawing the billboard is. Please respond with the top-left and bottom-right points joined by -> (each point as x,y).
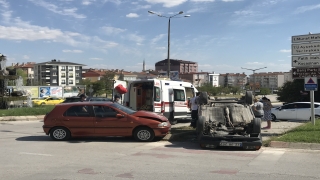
39,86 -> 63,97
63,86 -> 82,97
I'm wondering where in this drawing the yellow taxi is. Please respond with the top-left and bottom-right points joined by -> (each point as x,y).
32,97 -> 64,106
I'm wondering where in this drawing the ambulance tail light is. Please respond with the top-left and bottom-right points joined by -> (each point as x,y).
161,101 -> 165,113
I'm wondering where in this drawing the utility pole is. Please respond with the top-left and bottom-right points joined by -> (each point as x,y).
241,67 -> 267,96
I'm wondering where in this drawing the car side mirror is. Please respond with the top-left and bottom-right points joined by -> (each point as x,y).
116,114 -> 124,118
278,107 -> 282,111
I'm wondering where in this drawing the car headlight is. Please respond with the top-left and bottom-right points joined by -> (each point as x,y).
158,122 -> 168,127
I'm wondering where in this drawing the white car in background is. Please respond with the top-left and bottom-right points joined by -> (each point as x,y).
271,102 -> 320,121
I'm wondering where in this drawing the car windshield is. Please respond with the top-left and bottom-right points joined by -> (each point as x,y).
110,103 -> 136,114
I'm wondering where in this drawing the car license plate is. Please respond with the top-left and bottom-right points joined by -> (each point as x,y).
219,142 -> 242,147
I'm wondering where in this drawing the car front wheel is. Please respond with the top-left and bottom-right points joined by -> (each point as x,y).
271,114 -> 276,121
133,127 -> 154,142
50,127 -> 70,141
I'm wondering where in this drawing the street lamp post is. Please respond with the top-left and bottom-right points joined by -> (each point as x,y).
148,10 -> 190,79
241,67 -> 267,96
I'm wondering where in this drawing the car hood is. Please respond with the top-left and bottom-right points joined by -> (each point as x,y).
133,111 -> 168,122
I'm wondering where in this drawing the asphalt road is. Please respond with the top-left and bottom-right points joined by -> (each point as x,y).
1,121 -> 320,180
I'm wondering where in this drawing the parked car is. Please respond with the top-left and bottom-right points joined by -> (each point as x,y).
43,102 -> 171,142
32,97 -> 64,106
271,102 -> 320,121
62,96 -> 81,103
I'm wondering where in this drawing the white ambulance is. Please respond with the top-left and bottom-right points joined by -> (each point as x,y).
124,79 -> 198,124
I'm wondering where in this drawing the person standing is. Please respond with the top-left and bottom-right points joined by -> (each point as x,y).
79,94 -> 87,102
262,97 -> 273,129
190,92 -> 200,128
252,98 -> 264,118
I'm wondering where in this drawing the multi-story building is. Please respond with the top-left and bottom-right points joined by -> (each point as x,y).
179,72 -> 209,87
218,73 -> 247,87
34,59 -> 84,86
249,72 -> 285,91
11,62 -> 35,79
155,59 -> 198,73
208,72 -> 220,87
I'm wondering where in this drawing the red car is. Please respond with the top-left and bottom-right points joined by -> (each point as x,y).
43,102 -> 171,142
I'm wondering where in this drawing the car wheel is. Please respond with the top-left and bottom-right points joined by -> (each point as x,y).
271,114 -> 277,121
133,127 -> 155,142
245,91 -> 253,105
250,118 -> 261,137
50,127 -> 70,141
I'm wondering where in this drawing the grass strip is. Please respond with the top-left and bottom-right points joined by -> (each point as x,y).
0,106 -> 55,116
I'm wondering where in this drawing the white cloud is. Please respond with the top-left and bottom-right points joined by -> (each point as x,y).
151,34 -> 165,44
190,0 -> 215,2
101,26 -> 126,35
127,34 -> 144,43
279,49 -> 291,53
82,0 -> 95,5
28,0 -> 86,19
145,0 -> 187,8
222,0 -> 242,2
62,49 -> 83,53
126,13 -> 139,18
234,10 -> 255,16
23,55 -> 30,59
90,58 -> 102,60
294,4 -> 320,14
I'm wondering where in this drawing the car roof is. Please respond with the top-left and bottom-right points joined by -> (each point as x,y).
284,102 -> 320,105
56,101 -> 115,106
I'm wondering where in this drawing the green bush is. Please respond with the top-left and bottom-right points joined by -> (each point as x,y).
0,106 -> 55,116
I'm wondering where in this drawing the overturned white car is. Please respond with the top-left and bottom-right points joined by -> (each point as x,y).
196,91 -> 262,150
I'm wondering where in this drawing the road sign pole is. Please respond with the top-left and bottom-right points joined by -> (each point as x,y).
311,90 -> 315,125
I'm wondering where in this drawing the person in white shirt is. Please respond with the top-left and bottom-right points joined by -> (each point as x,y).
189,92 -> 200,128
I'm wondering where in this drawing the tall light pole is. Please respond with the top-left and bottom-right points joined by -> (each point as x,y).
241,67 -> 267,96
148,10 -> 190,79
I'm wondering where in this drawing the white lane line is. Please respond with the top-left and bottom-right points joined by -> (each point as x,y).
19,152 -> 53,156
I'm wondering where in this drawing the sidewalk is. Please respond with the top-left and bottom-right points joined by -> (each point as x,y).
0,115 -> 45,121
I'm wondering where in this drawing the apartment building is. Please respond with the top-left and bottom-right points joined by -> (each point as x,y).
179,72 -> 209,87
34,60 -> 84,86
218,73 -> 247,87
249,72 -> 285,90
155,59 -> 198,73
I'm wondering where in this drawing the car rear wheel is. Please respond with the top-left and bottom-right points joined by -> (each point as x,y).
134,127 -> 155,142
50,127 -> 70,141
250,118 -> 261,137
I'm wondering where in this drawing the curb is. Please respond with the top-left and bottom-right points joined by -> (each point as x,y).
269,141 -> 320,150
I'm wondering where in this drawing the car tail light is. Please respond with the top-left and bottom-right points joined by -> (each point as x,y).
161,101 -> 165,113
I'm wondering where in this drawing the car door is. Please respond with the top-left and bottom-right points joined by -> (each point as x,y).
172,87 -> 187,117
46,97 -> 54,105
62,105 -> 95,136
277,103 -> 297,120
295,103 -> 311,120
93,105 -> 131,136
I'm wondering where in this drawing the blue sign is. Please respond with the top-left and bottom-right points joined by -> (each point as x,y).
304,84 -> 318,91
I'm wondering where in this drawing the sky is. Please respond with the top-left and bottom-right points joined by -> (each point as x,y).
0,0 -> 320,75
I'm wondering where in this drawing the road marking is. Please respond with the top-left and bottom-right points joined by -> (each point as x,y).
19,152 -> 53,156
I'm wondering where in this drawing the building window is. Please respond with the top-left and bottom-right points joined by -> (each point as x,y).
52,66 -> 57,70
76,79 -> 79,83
52,79 -> 57,83
52,72 -> 57,76
76,73 -> 79,77
69,80 -> 73,84
68,66 -> 73,71
75,66 -> 80,70
61,79 -> 66,84
69,73 -> 73,78
61,66 -> 66,71
61,73 -> 66,78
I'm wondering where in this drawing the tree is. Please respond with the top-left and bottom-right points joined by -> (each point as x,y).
277,79 -> 304,103
92,80 -> 106,96
100,71 -> 116,97
259,88 -> 271,96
